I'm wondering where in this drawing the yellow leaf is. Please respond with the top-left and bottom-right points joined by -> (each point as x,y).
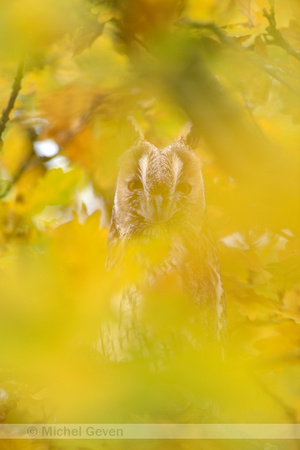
187,0 -> 236,25
1,124 -> 31,175
22,168 -> 81,216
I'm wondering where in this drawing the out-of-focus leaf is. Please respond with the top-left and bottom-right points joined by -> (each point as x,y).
254,35 -> 269,59
20,168 -> 81,216
1,124 -> 31,175
255,321 -> 300,360
267,256 -> 300,290
0,0 -> 88,58
234,0 -> 269,26
187,0 -> 236,25
72,22 -> 105,56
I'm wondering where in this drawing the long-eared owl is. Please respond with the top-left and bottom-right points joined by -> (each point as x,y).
98,126 -> 227,362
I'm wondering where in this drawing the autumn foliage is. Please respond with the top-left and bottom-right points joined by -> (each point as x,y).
0,0 -> 299,449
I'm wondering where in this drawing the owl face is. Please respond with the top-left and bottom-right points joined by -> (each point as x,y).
112,140 -> 206,237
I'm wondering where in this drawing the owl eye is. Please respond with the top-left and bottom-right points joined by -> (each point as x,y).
128,179 -> 143,191
176,182 -> 192,195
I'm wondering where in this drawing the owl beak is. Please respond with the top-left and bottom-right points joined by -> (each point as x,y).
151,195 -> 164,223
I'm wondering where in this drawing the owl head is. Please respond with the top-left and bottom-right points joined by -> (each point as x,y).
110,133 -> 206,239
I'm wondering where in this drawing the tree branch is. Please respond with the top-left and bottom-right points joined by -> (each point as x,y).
263,6 -> 300,62
0,57 -> 25,148
0,127 -> 36,200
0,146 -> 35,200
181,19 -> 299,94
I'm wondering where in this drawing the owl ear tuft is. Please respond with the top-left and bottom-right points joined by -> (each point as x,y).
117,116 -> 144,150
181,122 -> 201,150
127,116 -> 144,140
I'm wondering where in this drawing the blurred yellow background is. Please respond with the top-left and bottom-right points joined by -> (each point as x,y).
0,1 -> 299,449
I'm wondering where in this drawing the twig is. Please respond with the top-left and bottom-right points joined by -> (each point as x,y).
0,146 -> 35,200
263,6 -> 300,62
0,57 -> 25,148
179,19 -> 233,46
181,19 -> 299,94
109,17 -> 150,53
0,128 -> 36,200
251,372 -> 300,449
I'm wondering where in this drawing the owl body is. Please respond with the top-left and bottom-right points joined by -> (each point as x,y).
100,137 -> 227,361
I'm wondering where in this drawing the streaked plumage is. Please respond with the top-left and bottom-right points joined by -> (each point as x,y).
98,133 -> 227,361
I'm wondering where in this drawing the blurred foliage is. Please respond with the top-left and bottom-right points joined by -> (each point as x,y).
0,0 -> 299,449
